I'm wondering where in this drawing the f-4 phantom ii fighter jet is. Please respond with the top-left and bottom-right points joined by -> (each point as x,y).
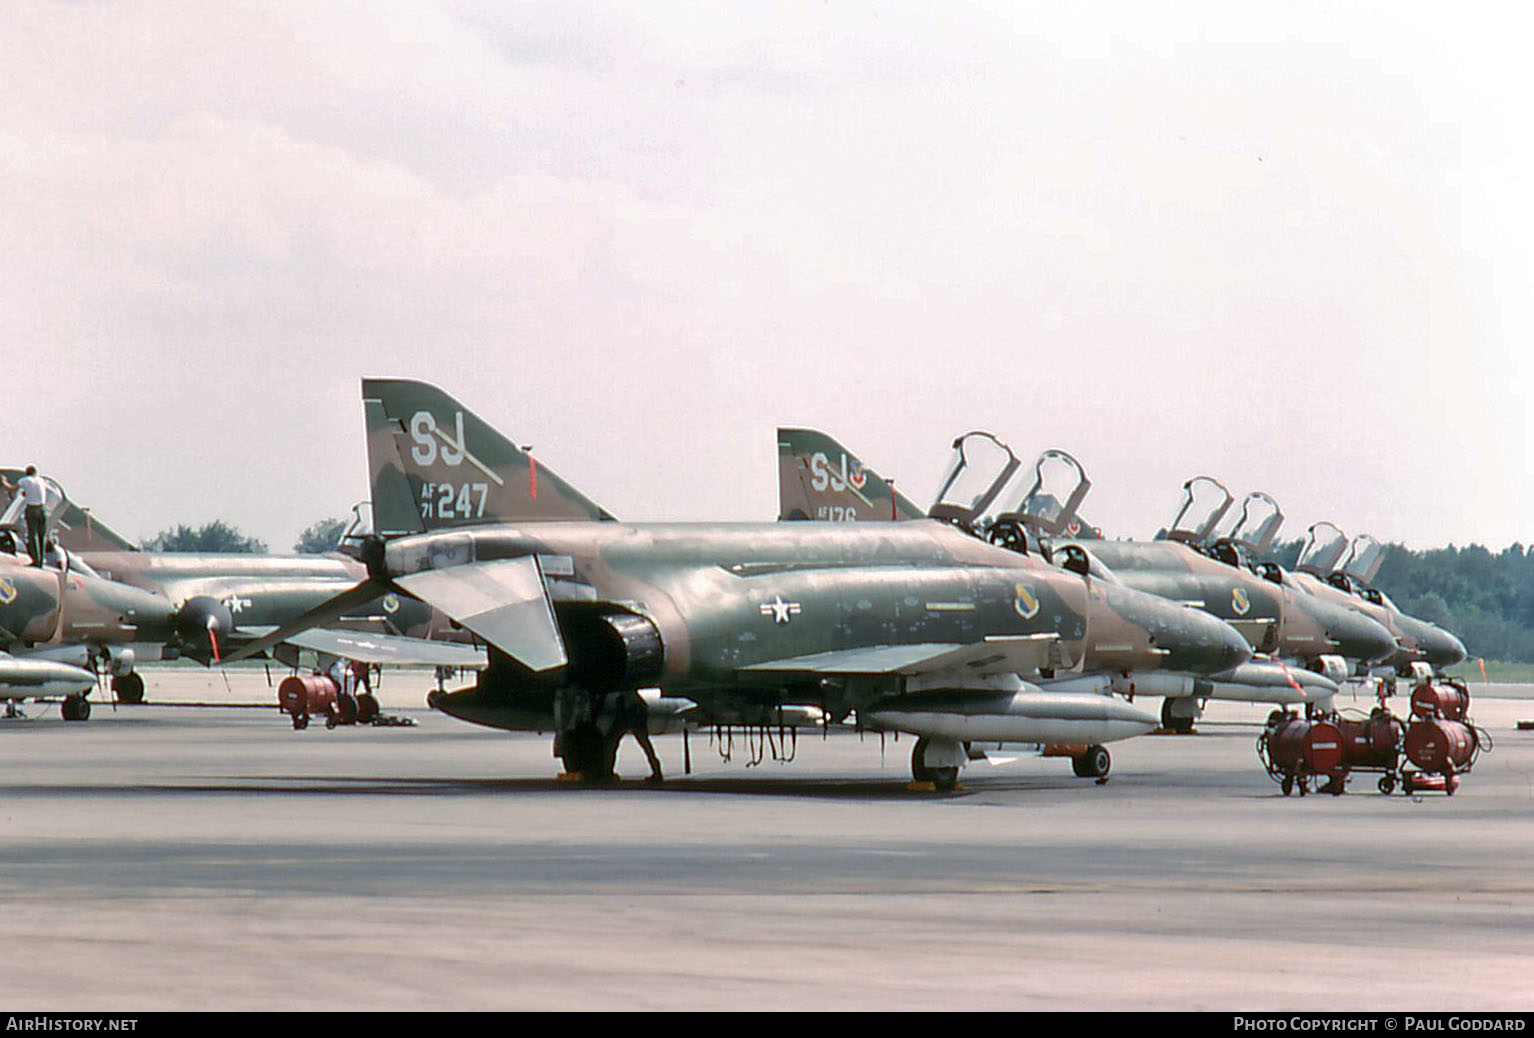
231,379 -> 1254,789
1060,476 -> 1401,728
0,471 -> 485,706
777,428 -> 1397,733
1284,523 -> 1467,683
0,552 -> 177,719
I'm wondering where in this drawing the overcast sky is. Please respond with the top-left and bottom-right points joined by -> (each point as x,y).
2,1 -> 1528,552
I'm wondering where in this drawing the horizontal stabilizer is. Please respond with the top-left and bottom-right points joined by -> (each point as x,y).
221,579 -> 392,663
395,556 -> 567,673
741,634 -> 1057,679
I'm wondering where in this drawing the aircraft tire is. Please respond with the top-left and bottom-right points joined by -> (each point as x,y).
62,695 -> 90,722
1072,745 -> 1111,779
911,737 -> 959,790
911,737 -> 935,783
1161,698 -> 1194,734
560,723 -> 609,780
112,673 -> 146,705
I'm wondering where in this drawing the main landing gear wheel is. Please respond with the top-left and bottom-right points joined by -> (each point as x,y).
559,723 -> 616,783
1071,744 -> 1111,779
1161,698 -> 1195,734
355,693 -> 380,724
61,695 -> 91,722
112,672 -> 145,705
911,737 -> 960,792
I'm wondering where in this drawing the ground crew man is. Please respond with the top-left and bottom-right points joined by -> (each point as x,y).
13,466 -> 47,568
611,690 -> 664,784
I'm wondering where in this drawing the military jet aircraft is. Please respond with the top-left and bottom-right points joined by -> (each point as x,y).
1285,523 -> 1467,681
777,428 -> 1396,732
0,553 -> 176,719
230,378 -> 1255,790
0,474 -> 485,706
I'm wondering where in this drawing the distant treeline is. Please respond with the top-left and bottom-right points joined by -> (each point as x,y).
1268,539 -> 1534,663
137,516 -> 345,555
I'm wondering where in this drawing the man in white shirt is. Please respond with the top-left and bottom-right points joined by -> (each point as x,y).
44,531 -> 68,572
14,465 -> 47,568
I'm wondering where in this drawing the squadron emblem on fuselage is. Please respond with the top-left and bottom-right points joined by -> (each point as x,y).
1014,583 -> 1041,620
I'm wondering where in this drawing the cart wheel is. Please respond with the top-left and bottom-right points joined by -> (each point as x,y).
1378,775 -> 1395,795
1446,775 -> 1458,796
1281,775 -> 1294,797
1297,777 -> 1309,797
293,714 -> 308,730
1402,774 -> 1414,794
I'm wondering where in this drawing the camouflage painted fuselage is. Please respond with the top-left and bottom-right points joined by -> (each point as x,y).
82,550 -> 446,644
1075,540 -> 1396,666
1287,570 -> 1466,672
0,556 -> 174,648
383,519 -> 1251,703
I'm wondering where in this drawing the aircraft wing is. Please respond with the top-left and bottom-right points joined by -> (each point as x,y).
393,557 -> 568,673
740,634 -> 1058,679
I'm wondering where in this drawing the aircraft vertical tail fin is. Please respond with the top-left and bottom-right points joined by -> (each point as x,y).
777,428 -> 925,522
361,379 -> 614,536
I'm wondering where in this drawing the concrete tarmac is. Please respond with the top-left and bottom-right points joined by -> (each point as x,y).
3,668 -> 1533,1011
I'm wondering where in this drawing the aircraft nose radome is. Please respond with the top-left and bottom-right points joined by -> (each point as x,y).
1217,616 -> 1254,671
1329,606 -> 1397,665
1434,629 -> 1468,668
1396,615 -> 1468,669
1179,607 -> 1251,672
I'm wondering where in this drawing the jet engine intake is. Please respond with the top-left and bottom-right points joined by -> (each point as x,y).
175,595 -> 235,660
563,611 -> 664,692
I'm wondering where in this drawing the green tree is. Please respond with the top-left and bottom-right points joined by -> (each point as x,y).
141,520 -> 267,553
294,517 -> 347,554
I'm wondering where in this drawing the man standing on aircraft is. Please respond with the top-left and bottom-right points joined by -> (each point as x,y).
12,465 -> 48,568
